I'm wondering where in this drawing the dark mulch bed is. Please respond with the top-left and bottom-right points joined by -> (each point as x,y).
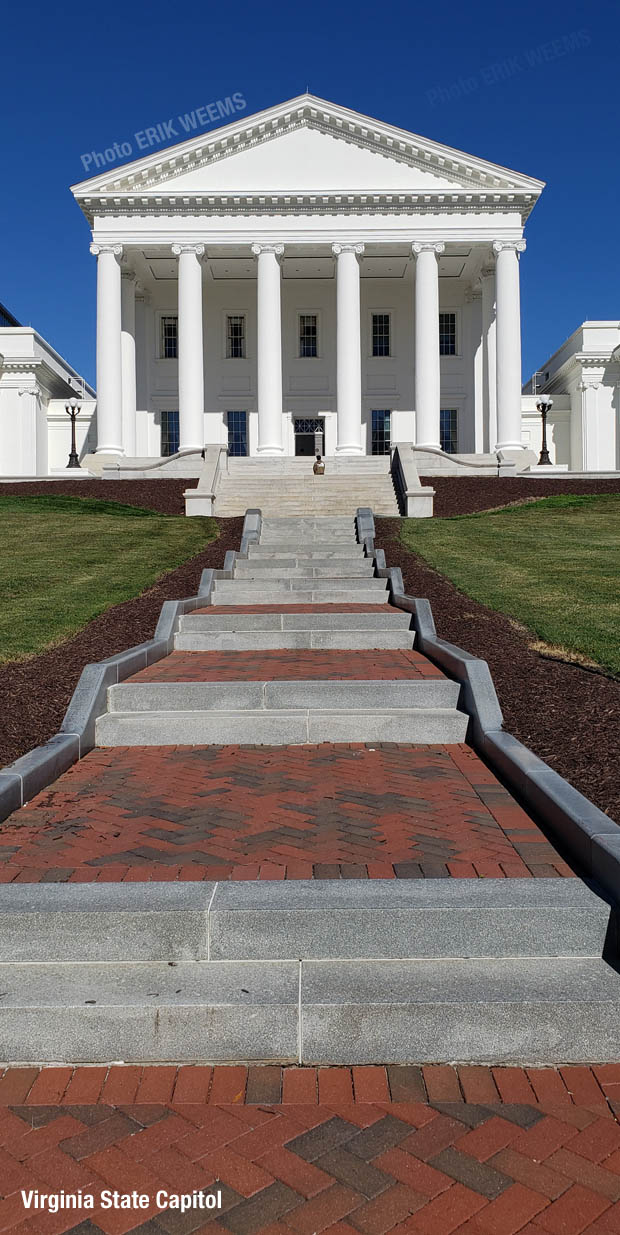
375,517 -> 620,823
424,475 -> 620,517
0,478 -> 189,514
0,517 -> 244,767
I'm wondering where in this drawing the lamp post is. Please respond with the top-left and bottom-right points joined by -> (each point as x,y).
536,395 -> 553,466
65,398 -> 81,468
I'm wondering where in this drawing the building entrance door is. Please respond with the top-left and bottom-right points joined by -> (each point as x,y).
294,417 -> 325,456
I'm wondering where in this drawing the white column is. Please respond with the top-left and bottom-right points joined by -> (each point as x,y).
121,269 -> 137,457
480,264 -> 497,453
332,243 -> 364,454
90,243 -> 123,454
412,242 -> 444,450
466,286 -> 484,453
172,243 -> 205,452
251,243 -> 284,454
493,240 -> 526,450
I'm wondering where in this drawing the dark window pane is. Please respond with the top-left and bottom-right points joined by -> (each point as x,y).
227,410 -> 248,456
227,315 -> 245,359
161,409 -> 180,456
439,312 -> 456,356
440,408 -> 458,454
371,409 -> 391,455
160,316 -> 178,359
299,314 -> 318,357
372,313 -> 390,357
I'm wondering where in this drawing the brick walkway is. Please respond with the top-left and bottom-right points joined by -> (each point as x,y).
0,1065 -> 619,1233
0,744 -> 571,882
130,651 -> 444,683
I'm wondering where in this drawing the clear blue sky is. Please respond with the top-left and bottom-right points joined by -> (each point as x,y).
1,0 -> 617,387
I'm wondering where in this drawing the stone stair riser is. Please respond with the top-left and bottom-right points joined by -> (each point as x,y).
179,611 -> 412,630
108,680 -> 460,713
174,631 -> 415,650
95,708 -> 469,746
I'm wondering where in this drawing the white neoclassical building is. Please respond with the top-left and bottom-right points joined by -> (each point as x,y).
70,93 -> 543,468
2,94 -> 617,479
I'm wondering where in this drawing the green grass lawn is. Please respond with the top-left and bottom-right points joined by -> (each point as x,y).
400,493 -> 620,676
0,494 -> 217,663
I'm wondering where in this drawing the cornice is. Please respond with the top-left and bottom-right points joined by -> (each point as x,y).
79,190 -> 537,226
0,358 -> 44,373
72,98 -> 544,204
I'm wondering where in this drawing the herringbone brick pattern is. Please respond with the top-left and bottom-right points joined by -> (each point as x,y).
0,744 -> 572,882
130,651 -> 444,683
0,1065 -> 619,1233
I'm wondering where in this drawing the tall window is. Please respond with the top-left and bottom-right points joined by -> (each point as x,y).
227,410 -> 248,456
439,312 -> 457,355
161,410 -> 180,456
440,408 -> 458,454
372,313 -> 390,357
160,315 -> 178,359
371,409 -> 391,455
299,314 -> 318,357
226,315 -> 246,358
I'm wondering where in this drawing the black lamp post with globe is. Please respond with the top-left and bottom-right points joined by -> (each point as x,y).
536,395 -> 553,466
65,398 -> 81,468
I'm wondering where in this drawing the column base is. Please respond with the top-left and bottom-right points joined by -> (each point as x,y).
95,446 -> 124,455
495,441 -> 525,451
256,445 -> 285,455
179,443 -> 204,453
415,441 -> 441,452
335,444 -> 364,455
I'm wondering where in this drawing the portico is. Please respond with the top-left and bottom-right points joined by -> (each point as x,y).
74,94 -> 542,464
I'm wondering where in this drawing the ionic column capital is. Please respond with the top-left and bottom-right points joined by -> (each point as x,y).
251,243 -> 284,258
492,239 -> 526,255
171,243 -> 205,257
332,243 -> 365,257
412,241 -> 445,257
90,243 -> 123,258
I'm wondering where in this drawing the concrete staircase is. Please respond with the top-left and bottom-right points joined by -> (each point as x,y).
96,516 -> 469,747
214,457 -> 400,516
12,510 -> 616,1066
1,880 -> 617,1063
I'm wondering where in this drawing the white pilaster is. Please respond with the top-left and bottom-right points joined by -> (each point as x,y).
90,243 -> 123,454
172,243 -> 205,452
332,243 -> 364,454
412,242 -> 444,450
121,269 -> 137,457
251,243 -> 284,454
493,240 -> 526,451
480,264 -> 497,453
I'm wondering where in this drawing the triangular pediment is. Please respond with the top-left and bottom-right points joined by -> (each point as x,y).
146,126 -> 465,194
72,93 -> 544,211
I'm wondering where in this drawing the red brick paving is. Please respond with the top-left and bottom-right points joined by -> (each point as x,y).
130,649 -> 444,682
0,743 -> 571,882
0,1065 -> 618,1233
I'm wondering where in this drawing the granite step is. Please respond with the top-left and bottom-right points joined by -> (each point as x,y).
96,705 -> 468,746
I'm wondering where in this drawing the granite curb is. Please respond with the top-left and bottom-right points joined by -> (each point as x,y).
355,507 -> 620,906
0,510 -> 257,821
